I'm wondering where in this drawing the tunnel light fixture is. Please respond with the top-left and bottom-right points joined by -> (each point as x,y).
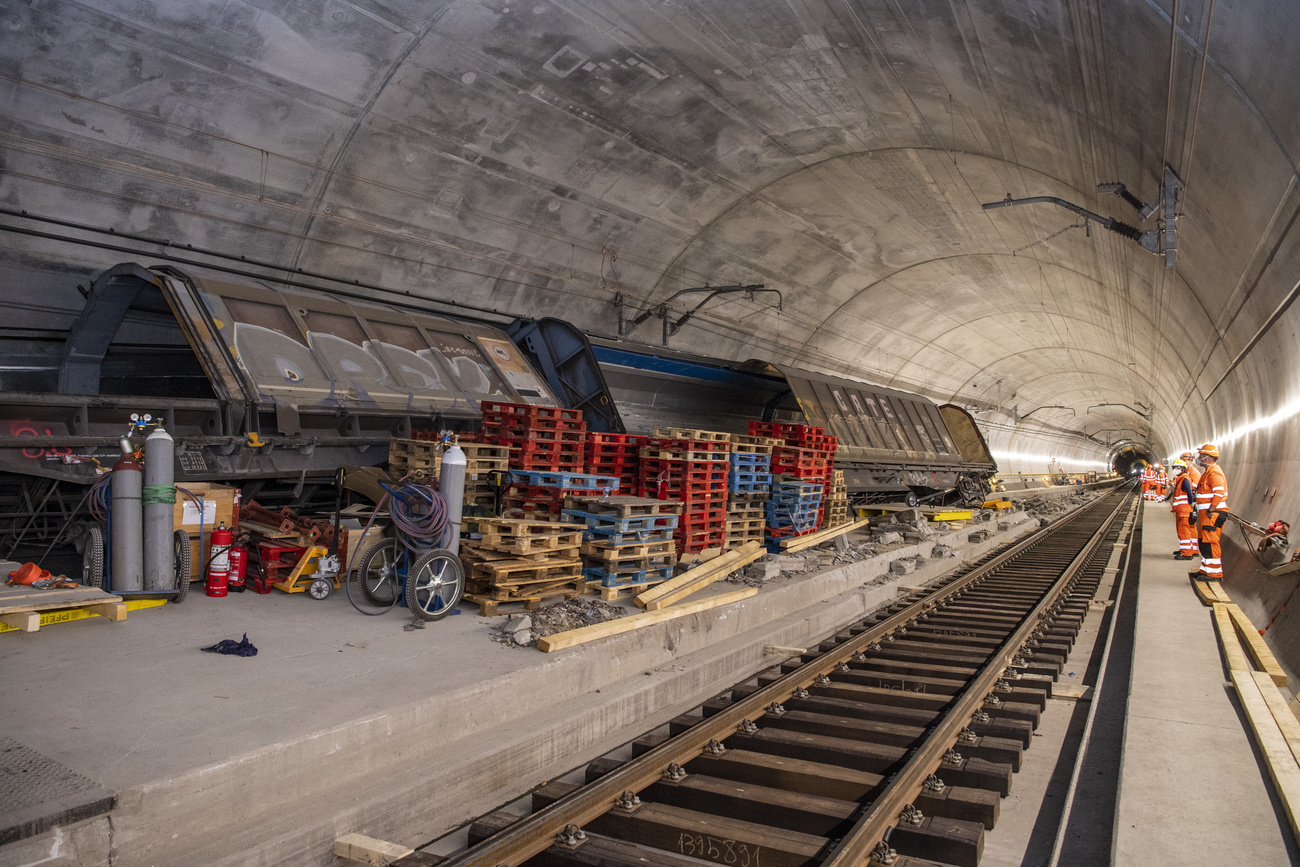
991,450 -> 1110,469
1168,395 -> 1300,461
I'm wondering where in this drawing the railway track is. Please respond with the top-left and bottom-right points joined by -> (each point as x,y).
401,488 -> 1135,867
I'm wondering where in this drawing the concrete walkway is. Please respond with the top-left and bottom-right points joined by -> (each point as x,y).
1114,503 -> 1296,864
0,513 -> 1039,866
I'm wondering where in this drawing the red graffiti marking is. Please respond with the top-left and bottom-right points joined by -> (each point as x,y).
9,423 -> 69,460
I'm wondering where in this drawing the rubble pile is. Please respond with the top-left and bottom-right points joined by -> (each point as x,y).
490,598 -> 626,647
1019,489 -> 1101,518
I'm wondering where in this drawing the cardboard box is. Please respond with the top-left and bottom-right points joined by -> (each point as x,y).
174,482 -> 239,579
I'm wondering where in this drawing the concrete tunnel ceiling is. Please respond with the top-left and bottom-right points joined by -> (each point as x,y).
3,0 -> 1300,478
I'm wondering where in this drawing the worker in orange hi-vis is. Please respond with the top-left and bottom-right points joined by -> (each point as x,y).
1191,443 -> 1229,581
1180,451 -> 1201,486
1154,464 -> 1167,502
1142,464 -> 1156,500
1168,459 -> 1197,559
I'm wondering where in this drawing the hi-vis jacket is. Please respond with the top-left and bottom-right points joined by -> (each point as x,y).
1196,463 -> 1228,520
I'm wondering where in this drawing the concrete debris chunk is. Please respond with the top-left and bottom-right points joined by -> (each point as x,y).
874,531 -> 903,546
997,521 -> 1011,531
491,599 -> 625,648
889,558 -> 918,575
931,544 -> 953,559
968,529 -> 991,543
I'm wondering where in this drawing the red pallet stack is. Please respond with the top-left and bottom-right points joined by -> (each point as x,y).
480,401 -> 586,473
749,422 -> 839,529
639,427 -> 731,558
585,433 -> 646,493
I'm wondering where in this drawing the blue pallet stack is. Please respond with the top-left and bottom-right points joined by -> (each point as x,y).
562,494 -> 684,599
728,451 -> 773,495
765,480 -> 823,552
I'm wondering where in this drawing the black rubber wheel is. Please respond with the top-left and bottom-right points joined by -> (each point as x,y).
358,538 -> 401,606
405,549 -> 464,621
172,529 -> 191,603
905,491 -> 919,507
82,526 -> 105,588
308,577 -> 333,600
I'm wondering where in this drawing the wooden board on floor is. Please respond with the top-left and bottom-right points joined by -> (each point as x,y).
1212,603 -> 1253,674
1,597 -> 164,634
1228,665 -> 1300,847
643,545 -> 766,611
1251,670 -> 1300,768
778,516 -> 872,554
1227,603 -> 1288,686
335,832 -> 414,866
634,541 -> 760,609
537,587 -> 758,652
1192,578 -> 1232,606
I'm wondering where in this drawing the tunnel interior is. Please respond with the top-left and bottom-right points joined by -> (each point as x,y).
0,0 -> 1298,680
1112,446 -> 1157,479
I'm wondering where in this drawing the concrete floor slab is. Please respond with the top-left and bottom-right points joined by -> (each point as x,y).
0,514 -> 1039,866
1114,503 -> 1295,865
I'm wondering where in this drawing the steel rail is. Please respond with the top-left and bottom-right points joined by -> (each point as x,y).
822,490 -> 1128,865
437,491 -> 1128,867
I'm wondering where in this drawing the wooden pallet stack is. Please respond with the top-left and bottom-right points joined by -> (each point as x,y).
387,437 -> 441,480
481,401 -> 586,473
639,427 -> 730,560
749,421 -> 838,529
460,518 -> 585,614
725,434 -> 778,550
388,438 -> 510,512
563,495 -> 683,599
500,470 -> 620,518
585,433 -> 646,494
826,470 -> 849,526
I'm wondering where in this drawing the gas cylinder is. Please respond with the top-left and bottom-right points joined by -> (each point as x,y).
110,441 -> 144,592
206,523 -> 232,597
227,543 -> 247,592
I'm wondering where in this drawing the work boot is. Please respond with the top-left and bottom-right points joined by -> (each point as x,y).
1173,553 -> 1191,560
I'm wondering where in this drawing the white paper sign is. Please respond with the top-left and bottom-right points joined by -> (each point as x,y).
182,501 -> 217,526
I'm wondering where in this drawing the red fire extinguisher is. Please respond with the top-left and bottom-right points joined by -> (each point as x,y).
206,523 -> 232,598
227,540 -> 247,593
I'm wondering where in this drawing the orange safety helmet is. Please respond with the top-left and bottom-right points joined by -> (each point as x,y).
1198,443 -> 1220,459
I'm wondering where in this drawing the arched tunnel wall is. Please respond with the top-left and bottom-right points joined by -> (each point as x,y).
0,0 -> 1299,677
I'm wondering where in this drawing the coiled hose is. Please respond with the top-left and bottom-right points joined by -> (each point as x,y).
344,478 -> 452,615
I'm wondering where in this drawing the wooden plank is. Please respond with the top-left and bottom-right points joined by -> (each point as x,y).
643,544 -> 766,610
0,586 -> 124,615
778,516 -> 872,553
633,542 -> 757,607
1251,670 -> 1300,768
1229,665 -> 1300,847
1191,579 -> 1219,607
1212,603 -> 1252,673
1,598 -> 166,635
335,832 -> 414,866
1228,604 -> 1288,686
0,611 -> 39,632
84,602 -> 127,622
536,587 -> 758,652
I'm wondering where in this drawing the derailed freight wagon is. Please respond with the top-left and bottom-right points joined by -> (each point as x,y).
0,263 -> 994,562
518,325 -> 997,506
0,261 -> 558,491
